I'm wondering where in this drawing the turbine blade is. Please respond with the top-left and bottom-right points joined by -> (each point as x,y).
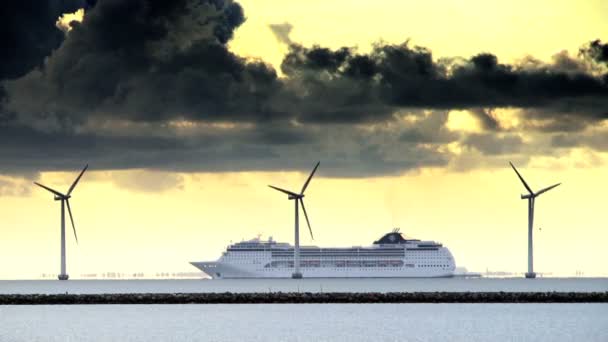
509,161 -> 533,195
66,199 -> 78,244
34,182 -> 66,198
300,161 -> 320,194
67,164 -> 88,195
268,185 -> 299,197
299,198 -> 314,240
534,183 -> 561,197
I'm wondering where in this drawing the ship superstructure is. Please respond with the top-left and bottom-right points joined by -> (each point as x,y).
191,229 -> 455,278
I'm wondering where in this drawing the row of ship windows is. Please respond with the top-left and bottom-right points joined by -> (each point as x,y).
257,266 -> 451,270
265,261 -> 402,268
261,261 -> 451,268
225,258 -> 449,263
224,253 -> 448,260
228,251 -> 444,255
224,259 -> 450,264
224,260 -> 450,265
226,254 -> 447,258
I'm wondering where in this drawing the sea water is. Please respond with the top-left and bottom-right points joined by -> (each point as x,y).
0,277 -> 606,294
1,303 -> 607,341
1,279 -> 606,341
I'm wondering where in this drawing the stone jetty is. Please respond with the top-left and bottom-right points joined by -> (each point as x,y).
1,292 -> 607,305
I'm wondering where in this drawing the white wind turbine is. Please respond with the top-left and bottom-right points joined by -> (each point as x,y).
509,162 -> 560,279
269,161 -> 319,279
34,165 -> 88,280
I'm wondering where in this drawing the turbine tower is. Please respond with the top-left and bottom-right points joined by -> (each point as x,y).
34,165 -> 88,280
269,161 -> 319,279
509,162 -> 560,279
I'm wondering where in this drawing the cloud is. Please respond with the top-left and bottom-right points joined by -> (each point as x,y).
281,43 -> 608,124
463,133 -> 523,155
0,175 -> 36,197
0,0 -> 606,180
56,8 -> 85,33
0,0 -> 90,81
551,126 -> 608,151
106,170 -> 185,193
0,114 -> 454,178
269,22 -> 293,45
4,0 -> 285,130
580,39 -> 608,65
398,111 -> 458,144
469,108 -> 501,131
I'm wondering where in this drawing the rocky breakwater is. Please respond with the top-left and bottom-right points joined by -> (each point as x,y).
1,292 -> 607,304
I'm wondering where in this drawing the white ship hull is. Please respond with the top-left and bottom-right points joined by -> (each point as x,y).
191,261 -> 454,278
191,231 -> 456,279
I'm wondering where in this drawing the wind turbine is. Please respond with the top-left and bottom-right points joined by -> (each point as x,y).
269,161 -> 319,279
34,165 -> 88,280
509,162 -> 560,279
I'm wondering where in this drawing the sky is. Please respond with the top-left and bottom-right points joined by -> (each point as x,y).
0,0 -> 607,279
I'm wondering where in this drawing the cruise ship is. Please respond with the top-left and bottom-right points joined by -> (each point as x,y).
190,229 -> 456,278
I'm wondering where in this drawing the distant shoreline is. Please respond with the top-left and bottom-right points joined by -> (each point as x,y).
1,292 -> 607,305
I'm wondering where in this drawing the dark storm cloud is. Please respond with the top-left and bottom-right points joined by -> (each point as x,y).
0,0 -> 92,81
0,0 -> 606,179
5,1 -> 607,128
0,119 -> 451,178
5,0 -> 284,127
282,42 -> 608,124
580,39 -> 608,65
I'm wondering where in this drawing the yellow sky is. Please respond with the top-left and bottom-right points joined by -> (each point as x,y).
231,0 -> 608,70
1,0 -> 607,278
2,153 -> 607,278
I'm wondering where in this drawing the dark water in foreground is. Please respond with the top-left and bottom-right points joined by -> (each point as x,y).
1,304 -> 607,342
0,277 -> 606,294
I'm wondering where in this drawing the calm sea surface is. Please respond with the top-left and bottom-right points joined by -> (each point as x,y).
0,277 -> 606,294
1,279 -> 606,341
1,303 -> 607,341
